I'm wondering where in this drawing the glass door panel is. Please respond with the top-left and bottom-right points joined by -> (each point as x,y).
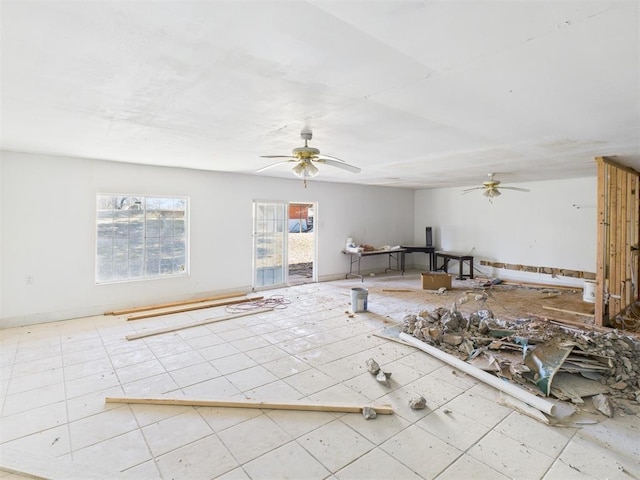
253,201 -> 287,288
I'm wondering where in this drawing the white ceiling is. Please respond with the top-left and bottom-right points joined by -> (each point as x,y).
1,1 -> 638,189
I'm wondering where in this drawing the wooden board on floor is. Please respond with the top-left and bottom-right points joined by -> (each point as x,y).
106,291 -> 247,315
126,307 -> 273,340
542,306 -> 594,318
0,445 -> 123,480
105,396 -> 394,415
126,296 -> 262,321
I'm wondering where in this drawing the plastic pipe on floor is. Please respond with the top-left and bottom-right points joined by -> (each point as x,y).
398,332 -> 556,417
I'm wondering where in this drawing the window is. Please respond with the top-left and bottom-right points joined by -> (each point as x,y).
96,194 -> 188,283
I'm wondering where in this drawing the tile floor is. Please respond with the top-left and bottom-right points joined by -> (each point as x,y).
1,273 -> 639,479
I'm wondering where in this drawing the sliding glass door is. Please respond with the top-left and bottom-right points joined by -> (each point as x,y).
253,201 -> 287,289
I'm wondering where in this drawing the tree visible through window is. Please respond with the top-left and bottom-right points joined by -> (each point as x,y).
96,194 -> 188,283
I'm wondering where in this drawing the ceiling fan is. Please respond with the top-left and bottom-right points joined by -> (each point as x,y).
462,173 -> 530,202
257,129 -> 361,187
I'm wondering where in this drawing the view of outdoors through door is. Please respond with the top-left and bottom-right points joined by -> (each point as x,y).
253,201 -> 287,289
288,203 -> 315,285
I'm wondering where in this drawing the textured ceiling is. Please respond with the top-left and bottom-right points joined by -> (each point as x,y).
1,1 -> 639,189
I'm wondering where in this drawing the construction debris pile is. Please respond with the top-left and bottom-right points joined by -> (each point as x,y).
401,300 -> 640,413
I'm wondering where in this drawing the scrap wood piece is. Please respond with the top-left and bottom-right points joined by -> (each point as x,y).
542,306 -> 595,318
105,291 -> 247,315
127,296 -> 264,321
528,312 -> 613,334
398,332 -> 557,416
0,445 -> 120,480
125,307 -> 273,340
105,396 -> 393,415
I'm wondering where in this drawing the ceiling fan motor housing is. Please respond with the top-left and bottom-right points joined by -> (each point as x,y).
292,146 -> 320,159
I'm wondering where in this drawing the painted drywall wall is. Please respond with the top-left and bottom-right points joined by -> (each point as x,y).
0,151 -> 414,327
414,177 -> 597,286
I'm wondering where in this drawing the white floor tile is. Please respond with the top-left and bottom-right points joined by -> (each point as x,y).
380,424 -> 462,478
418,407 -> 492,451
467,429 -> 555,479
68,406 -> 138,450
217,413 -> 291,464
142,410 -> 212,456
243,440 -> 330,480
335,447 -> 423,480
155,433 -> 238,479
264,355 -> 312,378
436,453 -> 511,480
298,419 -> 375,472
283,369 -> 338,396
72,429 -> 152,472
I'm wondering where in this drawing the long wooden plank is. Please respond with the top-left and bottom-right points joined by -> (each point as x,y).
542,306 -> 594,318
106,291 -> 247,316
595,158 -> 607,325
610,167 -> 619,317
105,396 -> 394,415
126,307 -> 273,340
127,296 -> 263,321
0,445 -> 122,480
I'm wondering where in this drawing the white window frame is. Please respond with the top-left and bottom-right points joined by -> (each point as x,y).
95,193 -> 189,284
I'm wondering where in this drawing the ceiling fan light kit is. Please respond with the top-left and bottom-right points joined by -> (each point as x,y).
463,173 -> 530,202
258,129 -> 361,187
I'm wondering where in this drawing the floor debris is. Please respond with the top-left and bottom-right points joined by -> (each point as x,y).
366,358 -> 380,375
409,396 -> 427,410
592,393 -> 614,417
399,299 -> 640,420
376,370 -> 392,387
362,407 -> 377,419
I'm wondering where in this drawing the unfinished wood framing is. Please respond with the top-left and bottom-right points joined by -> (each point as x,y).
105,396 -> 394,415
479,260 -> 595,280
595,157 -> 640,326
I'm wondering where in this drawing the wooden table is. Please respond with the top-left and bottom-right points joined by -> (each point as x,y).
342,248 -> 406,281
435,251 -> 474,280
400,245 -> 435,271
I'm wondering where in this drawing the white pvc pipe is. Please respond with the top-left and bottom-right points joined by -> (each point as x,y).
399,333 -> 556,416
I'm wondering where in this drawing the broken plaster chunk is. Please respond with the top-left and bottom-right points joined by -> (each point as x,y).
593,394 -> 613,417
409,396 -> 427,410
366,358 -> 381,375
442,334 -> 463,346
362,406 -> 377,419
376,370 -> 392,387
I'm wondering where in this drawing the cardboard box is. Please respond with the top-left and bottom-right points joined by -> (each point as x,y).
421,272 -> 452,290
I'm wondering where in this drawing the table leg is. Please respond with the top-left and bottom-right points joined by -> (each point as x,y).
469,257 -> 474,279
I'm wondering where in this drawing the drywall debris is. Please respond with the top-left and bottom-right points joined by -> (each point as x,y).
399,303 -> 640,405
366,358 -> 381,375
593,394 -> 613,417
362,407 -> 377,419
376,370 -> 392,387
409,396 -> 427,410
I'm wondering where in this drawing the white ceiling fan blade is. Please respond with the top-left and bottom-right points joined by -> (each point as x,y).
462,186 -> 485,194
499,186 -> 530,192
260,155 -> 297,159
316,158 -> 361,173
255,159 -> 297,173
317,154 -> 346,163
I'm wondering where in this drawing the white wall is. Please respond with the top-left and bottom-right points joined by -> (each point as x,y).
414,177 -> 597,286
0,151 -> 414,327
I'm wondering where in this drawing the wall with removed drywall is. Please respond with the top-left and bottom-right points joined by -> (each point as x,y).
414,177 -> 597,286
0,151 -> 414,327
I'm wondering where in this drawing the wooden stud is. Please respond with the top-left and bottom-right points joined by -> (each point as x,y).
105,396 -> 394,415
125,307 -> 273,340
595,158 -> 607,325
105,291 -> 247,315
126,296 -> 263,321
542,306 -> 594,318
